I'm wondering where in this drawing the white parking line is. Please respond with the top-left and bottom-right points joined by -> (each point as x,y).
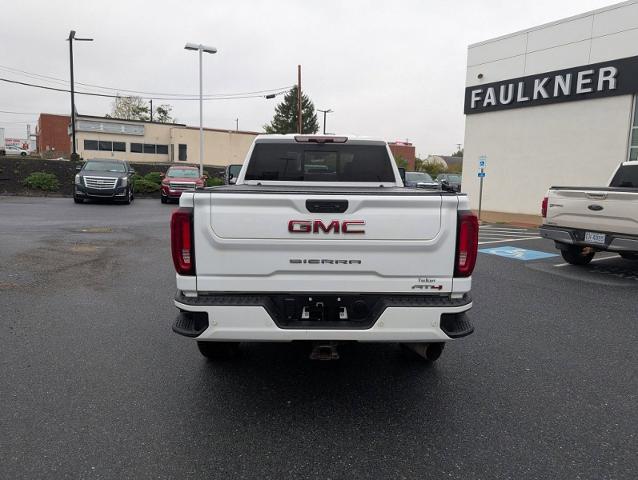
480,227 -> 537,232
478,224 -> 541,245
554,255 -> 619,267
478,236 -> 542,245
480,232 -> 540,237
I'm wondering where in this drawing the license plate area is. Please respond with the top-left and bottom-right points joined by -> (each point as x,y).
272,295 -> 380,329
584,231 -> 606,244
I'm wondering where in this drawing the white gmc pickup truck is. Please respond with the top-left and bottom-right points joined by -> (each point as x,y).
170,134 -> 478,362
540,161 -> 638,264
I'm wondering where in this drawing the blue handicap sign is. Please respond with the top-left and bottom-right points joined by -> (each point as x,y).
478,172 -> 486,178
479,160 -> 486,168
479,246 -> 558,261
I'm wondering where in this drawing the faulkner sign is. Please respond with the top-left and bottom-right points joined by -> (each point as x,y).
464,55 -> 638,114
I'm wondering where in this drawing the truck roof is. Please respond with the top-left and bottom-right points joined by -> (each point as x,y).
254,134 -> 386,145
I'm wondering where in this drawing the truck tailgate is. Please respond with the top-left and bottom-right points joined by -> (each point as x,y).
546,189 -> 638,235
192,191 -> 459,293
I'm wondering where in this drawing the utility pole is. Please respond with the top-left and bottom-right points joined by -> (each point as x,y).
235,118 -> 239,132
150,99 -> 153,122
317,109 -> 333,135
297,65 -> 302,134
67,30 -> 93,160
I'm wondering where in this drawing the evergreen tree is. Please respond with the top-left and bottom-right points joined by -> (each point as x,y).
263,86 -> 319,134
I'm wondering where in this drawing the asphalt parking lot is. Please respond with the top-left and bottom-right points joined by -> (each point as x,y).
1,196 -> 636,479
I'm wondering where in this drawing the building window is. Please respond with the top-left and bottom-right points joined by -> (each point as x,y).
630,97 -> 638,162
178,144 -> 187,161
128,143 -> 169,154
85,140 -> 127,152
143,144 -> 156,154
98,141 -> 113,151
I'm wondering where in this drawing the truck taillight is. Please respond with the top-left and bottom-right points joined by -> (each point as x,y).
171,207 -> 195,275
541,196 -> 548,218
455,210 -> 479,278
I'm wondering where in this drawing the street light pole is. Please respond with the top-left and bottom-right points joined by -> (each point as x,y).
317,109 -> 333,135
67,30 -> 92,160
199,46 -> 203,176
185,42 -> 217,176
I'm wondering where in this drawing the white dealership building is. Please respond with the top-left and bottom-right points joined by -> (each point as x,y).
462,0 -> 638,219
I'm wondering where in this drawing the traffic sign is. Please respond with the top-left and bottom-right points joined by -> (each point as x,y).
479,155 -> 487,168
478,172 -> 486,178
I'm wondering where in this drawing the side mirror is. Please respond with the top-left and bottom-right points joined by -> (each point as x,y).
398,167 -> 406,184
129,169 -> 136,174
76,166 -> 82,171
202,174 -> 208,180
160,172 -> 165,178
229,176 -> 237,185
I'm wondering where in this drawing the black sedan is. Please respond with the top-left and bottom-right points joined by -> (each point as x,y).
73,159 -> 135,204
436,173 -> 462,192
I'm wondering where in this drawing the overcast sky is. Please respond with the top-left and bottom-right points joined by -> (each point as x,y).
0,0 -> 621,156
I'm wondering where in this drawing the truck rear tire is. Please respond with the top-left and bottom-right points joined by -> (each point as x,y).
560,245 -> 595,265
197,341 -> 240,360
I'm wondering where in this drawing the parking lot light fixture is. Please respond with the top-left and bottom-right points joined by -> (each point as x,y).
185,43 -> 217,176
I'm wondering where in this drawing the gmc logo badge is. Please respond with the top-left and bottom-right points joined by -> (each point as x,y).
288,220 -> 366,234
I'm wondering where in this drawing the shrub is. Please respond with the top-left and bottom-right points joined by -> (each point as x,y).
23,172 -> 60,191
130,174 -> 143,188
206,176 -> 224,187
133,179 -> 160,193
144,172 -> 163,185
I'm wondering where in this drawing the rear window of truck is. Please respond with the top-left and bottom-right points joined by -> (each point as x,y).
244,143 -> 395,182
610,165 -> 638,188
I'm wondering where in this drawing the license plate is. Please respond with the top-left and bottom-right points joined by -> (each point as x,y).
584,231 -> 606,244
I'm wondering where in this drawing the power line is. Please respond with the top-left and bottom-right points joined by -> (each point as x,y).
0,64 -> 292,99
0,77 -> 291,101
0,109 -> 40,115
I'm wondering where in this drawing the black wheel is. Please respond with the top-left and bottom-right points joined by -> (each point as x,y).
400,342 -> 445,362
73,196 -> 83,204
124,188 -> 132,205
619,252 -> 638,260
560,245 -> 595,265
161,195 -> 167,204
197,341 -> 240,360
20,152 -> 27,156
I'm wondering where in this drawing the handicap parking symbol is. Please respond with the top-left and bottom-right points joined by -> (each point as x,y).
479,246 -> 558,261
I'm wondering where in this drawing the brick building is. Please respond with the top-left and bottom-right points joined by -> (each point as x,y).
37,114 -> 70,154
388,141 -> 416,170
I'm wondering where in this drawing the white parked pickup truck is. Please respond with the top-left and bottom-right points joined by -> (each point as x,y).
540,161 -> 638,264
170,134 -> 479,362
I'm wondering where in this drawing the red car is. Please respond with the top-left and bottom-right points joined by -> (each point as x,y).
160,166 -> 206,203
